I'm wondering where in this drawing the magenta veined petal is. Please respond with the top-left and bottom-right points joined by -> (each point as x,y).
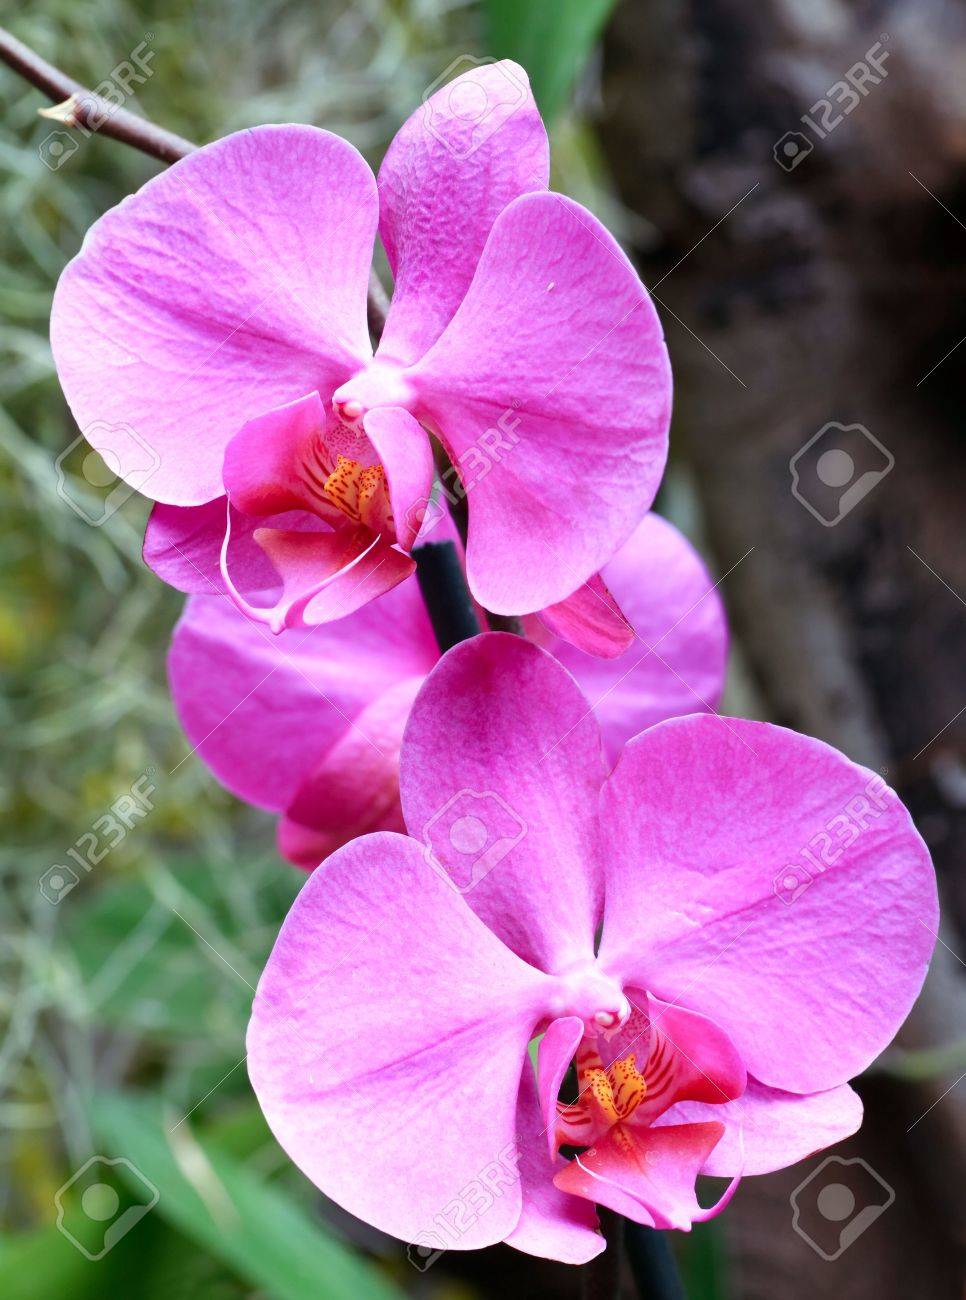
597,713 -> 938,1094
376,59 -> 549,367
143,499 -> 248,596
222,520 -> 415,633
50,126 -> 377,506
279,677 -> 421,869
552,1120 -> 728,1231
399,634 -> 607,973
247,832 -> 554,1249
537,1016 -> 585,1159
410,190 -> 672,614
537,573 -> 634,659
361,406 -> 436,552
168,579 -> 436,822
221,392 -> 345,522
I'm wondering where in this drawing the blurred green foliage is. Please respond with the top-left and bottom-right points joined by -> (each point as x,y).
0,3 -> 714,1296
483,0 -> 619,120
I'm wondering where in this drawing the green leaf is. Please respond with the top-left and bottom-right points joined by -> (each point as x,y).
483,0 -> 620,120
0,1218 -> 249,1300
64,859 -> 297,1042
88,1092 -> 404,1300
0,1226 -> 105,1300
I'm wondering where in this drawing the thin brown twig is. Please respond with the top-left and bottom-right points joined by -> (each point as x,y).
0,26 -> 194,163
0,26 -> 390,334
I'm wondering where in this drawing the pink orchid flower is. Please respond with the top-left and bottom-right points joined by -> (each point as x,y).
169,514 -> 727,867
50,61 -> 671,633
247,633 -> 937,1262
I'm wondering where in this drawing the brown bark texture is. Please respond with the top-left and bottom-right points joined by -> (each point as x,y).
600,1 -> 966,1295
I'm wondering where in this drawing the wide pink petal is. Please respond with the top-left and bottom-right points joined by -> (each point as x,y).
225,522 -> 415,632
662,1080 -> 863,1177
247,832 -> 554,1249
537,574 -> 634,659
597,715 -> 938,1093
168,582 -> 436,813
410,191 -> 671,613
376,60 -> 548,366
505,1056 -> 604,1264
552,515 -> 728,759
398,634 -> 606,973
279,677 -> 421,868
553,1122 -> 726,1230
51,126 -> 376,506
362,407 -> 435,551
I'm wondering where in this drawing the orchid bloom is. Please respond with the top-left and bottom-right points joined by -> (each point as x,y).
247,634 -> 936,1262
169,514 -> 727,867
51,61 -> 671,633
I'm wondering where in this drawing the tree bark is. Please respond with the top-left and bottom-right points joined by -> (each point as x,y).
600,1 -> 966,1294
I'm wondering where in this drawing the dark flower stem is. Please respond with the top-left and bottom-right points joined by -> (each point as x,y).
430,440 -> 523,637
582,1208 -> 625,1300
624,1221 -> 686,1300
414,542 -> 481,652
583,1215 -> 686,1300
